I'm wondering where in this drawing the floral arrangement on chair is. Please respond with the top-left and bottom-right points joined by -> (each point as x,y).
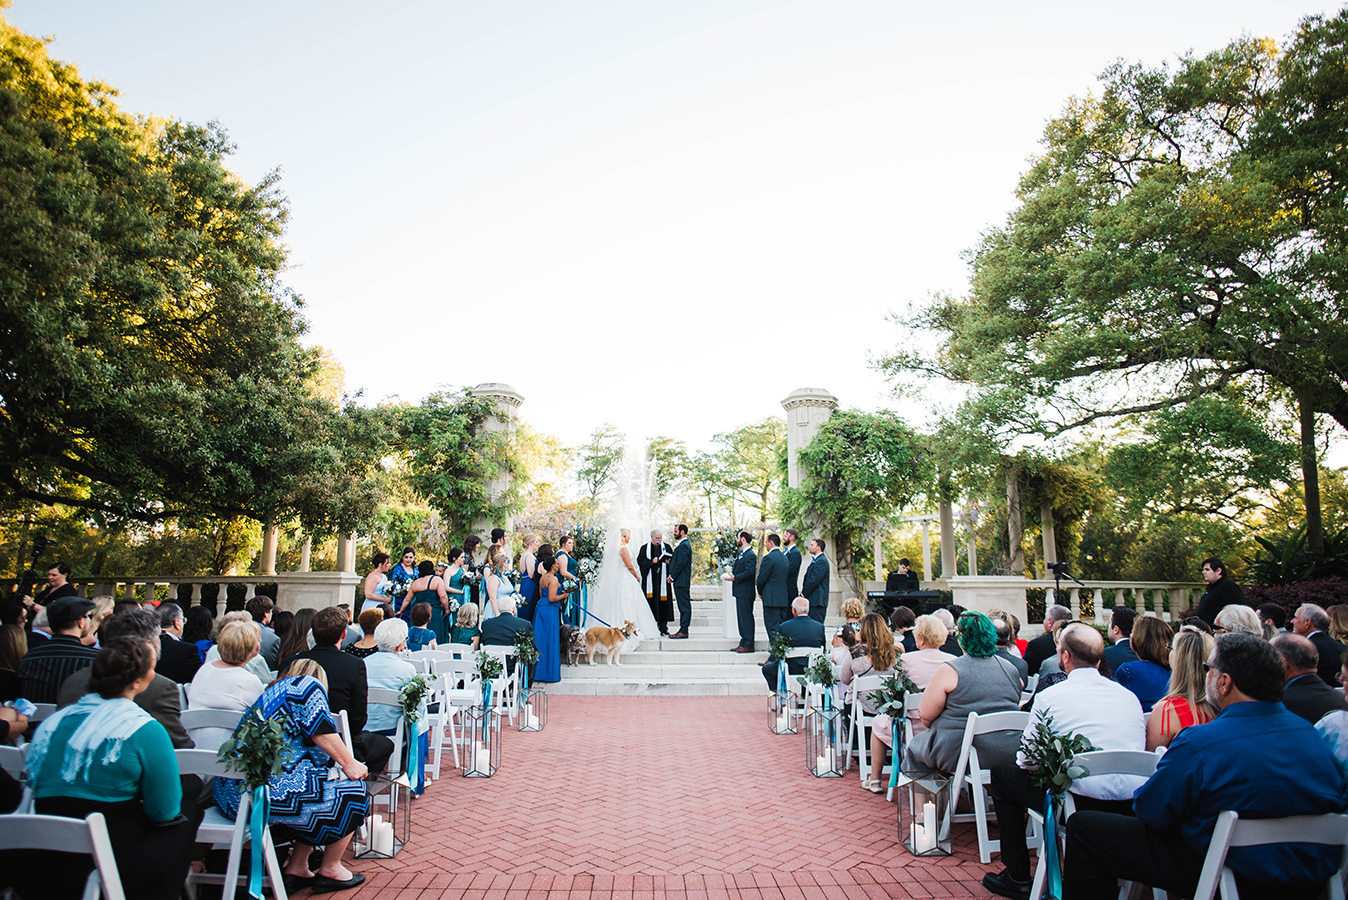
399,674 -> 432,727
1020,712 -> 1097,899
512,632 -> 540,689
866,670 -> 919,790
219,709 -> 290,898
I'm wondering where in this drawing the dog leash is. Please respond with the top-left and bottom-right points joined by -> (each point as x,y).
578,609 -> 615,628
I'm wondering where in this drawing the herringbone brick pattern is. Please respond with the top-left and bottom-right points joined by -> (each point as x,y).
317,696 -> 998,899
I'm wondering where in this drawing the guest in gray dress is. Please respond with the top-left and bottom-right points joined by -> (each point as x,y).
904,611 -> 1024,774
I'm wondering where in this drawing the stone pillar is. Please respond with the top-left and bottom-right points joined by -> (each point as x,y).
259,523 -> 278,576
921,521 -> 932,583
781,388 -> 839,613
1006,469 -> 1024,576
873,532 -> 883,582
469,383 -> 525,531
335,533 -> 357,574
967,536 -> 978,577
939,500 -> 957,579
299,536 -> 312,573
1040,501 -> 1057,572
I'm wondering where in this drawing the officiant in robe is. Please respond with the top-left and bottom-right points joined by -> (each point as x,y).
637,531 -> 674,636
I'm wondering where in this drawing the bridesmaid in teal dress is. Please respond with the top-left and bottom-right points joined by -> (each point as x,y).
533,553 -> 567,682
446,547 -> 470,633
402,561 -> 450,642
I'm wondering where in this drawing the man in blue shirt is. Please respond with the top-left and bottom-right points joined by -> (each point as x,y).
1064,633 -> 1347,899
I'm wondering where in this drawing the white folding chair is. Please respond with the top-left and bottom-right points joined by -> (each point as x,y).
843,674 -> 885,783
176,748 -> 288,900
365,688 -> 407,780
0,743 -> 32,813
429,661 -> 481,778
440,642 -> 477,659
0,812 -> 125,899
179,708 -> 246,756
782,648 -> 821,724
1187,810 -> 1348,900
1028,749 -> 1160,900
884,690 -> 926,802
482,647 -> 518,723
945,709 -> 1031,864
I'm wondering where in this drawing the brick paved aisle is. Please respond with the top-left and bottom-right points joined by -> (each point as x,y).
324,696 -> 998,900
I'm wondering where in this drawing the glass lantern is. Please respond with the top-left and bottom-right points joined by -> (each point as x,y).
518,687 -> 547,732
900,771 -> 952,857
768,689 -> 796,735
804,704 -> 843,777
461,704 -> 501,777
355,771 -> 411,858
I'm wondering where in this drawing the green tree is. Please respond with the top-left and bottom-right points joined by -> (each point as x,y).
780,410 -> 930,595
575,424 -> 626,508
0,15 -> 381,534
880,23 -> 1348,559
709,418 -> 785,529
646,436 -> 689,497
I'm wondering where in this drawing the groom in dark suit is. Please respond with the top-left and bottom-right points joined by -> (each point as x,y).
757,533 -> 789,638
802,538 -> 831,623
637,530 -> 673,636
728,530 -> 757,652
667,524 -> 692,639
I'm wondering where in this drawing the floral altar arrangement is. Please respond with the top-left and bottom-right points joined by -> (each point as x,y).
712,530 -> 740,571
1020,712 -> 1096,899
218,709 -> 290,898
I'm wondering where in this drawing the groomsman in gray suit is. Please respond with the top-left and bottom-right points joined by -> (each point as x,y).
757,533 -> 790,637
783,529 -> 803,601
802,538 -> 830,623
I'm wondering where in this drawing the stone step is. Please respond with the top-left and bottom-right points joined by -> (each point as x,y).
601,649 -> 765,666
546,677 -> 766,696
552,662 -> 762,680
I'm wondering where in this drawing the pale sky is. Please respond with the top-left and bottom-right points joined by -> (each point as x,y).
8,0 -> 1328,451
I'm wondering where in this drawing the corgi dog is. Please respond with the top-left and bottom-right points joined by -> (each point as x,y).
585,620 -> 638,666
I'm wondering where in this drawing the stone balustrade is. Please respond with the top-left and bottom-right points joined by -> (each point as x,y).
2,571 -> 361,615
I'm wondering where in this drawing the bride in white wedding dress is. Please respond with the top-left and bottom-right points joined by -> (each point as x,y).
584,527 -> 660,645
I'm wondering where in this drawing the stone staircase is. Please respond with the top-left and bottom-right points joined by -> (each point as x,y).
547,585 -> 832,696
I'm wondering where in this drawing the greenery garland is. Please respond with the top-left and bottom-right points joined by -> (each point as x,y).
1020,712 -> 1096,794
769,633 -> 794,662
512,631 -> 540,667
399,674 -> 432,725
475,649 -> 504,682
218,709 -> 290,791
866,670 -> 919,718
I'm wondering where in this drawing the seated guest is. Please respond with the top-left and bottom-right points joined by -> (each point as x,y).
17,638 -> 204,900
1315,650 -> 1348,785
900,615 -> 957,689
991,614 -> 1028,687
830,623 -> 859,667
1113,616 -> 1173,713
345,608 -> 384,659
203,611 -> 274,682
276,607 -> 316,664
933,608 -> 963,657
1274,633 -> 1348,725
407,602 -> 438,651
246,595 -> 282,669
271,609 -> 294,643
156,602 -> 202,684
181,605 -> 215,661
1065,634 -> 1347,900
1101,606 -> 1138,677
0,622 -> 25,702
1215,603 -> 1263,637
1145,626 -> 1216,751
215,660 -> 369,895
1025,620 -> 1071,709
186,620 -> 265,752
1024,604 -> 1072,676
336,603 -> 362,648
762,597 -> 827,689
1293,603 -> 1347,687
58,607 -> 193,750
983,623 -> 1146,900
890,606 -> 917,654
0,705 -> 28,745
18,597 -> 98,703
840,597 -> 864,629
283,606 -> 394,775
451,601 -> 481,649
904,612 -> 1022,776
365,618 -> 427,794
1257,602 -> 1287,637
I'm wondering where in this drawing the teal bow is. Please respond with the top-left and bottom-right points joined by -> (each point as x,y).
1044,792 -> 1062,899
889,719 -> 901,788
247,785 -> 269,899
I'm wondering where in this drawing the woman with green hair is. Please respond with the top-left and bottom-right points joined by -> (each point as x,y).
903,610 -> 1024,774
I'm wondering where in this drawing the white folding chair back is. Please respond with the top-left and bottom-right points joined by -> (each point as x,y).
1189,810 -> 1348,900
0,812 -> 125,900
883,690 -> 926,802
334,709 -> 356,758
843,674 -> 885,782
441,642 -> 477,659
175,749 -> 287,900
947,709 -> 1031,863
178,683 -> 190,708
366,688 -> 407,779
27,702 -> 56,723
1025,674 -> 1038,693
0,744 -> 32,813
482,647 -> 519,721
180,708 -> 246,730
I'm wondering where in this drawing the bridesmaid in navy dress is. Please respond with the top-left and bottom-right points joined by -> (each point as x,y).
532,554 -> 568,683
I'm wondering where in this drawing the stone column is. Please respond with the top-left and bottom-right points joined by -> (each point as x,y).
469,383 -> 524,532
1040,501 -> 1057,573
259,523 -> 278,576
921,520 -> 932,583
939,500 -> 957,579
299,536 -> 312,573
1006,469 -> 1024,576
335,533 -> 356,574
781,388 -> 839,612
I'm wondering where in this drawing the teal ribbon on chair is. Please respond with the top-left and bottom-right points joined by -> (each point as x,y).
889,718 -> 901,788
481,680 -> 493,746
1044,792 -> 1062,899
247,785 -> 269,899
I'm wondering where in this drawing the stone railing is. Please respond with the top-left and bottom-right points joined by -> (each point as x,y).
942,576 -> 1205,635
2,571 -> 362,615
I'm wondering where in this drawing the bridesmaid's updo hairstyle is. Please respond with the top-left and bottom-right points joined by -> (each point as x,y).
447,547 -> 462,565
417,560 -> 435,578
537,553 -> 556,574
88,636 -> 154,699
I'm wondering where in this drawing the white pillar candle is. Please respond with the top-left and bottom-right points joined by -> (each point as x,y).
374,820 -> 395,855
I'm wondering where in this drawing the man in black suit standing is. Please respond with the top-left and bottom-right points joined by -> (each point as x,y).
1273,633 -> 1348,724
1101,607 -> 1138,678
782,529 -> 803,600
157,602 -> 202,685
762,598 -> 825,688
1293,603 -> 1347,687
284,605 -> 394,774
802,538 -> 830,623
667,524 -> 692,639
1195,557 -> 1247,626
757,533 -> 789,638
637,530 -> 673,636
725,531 -> 757,653
1025,605 -> 1073,677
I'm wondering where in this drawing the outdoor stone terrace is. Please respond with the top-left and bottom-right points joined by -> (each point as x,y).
328,695 -> 998,900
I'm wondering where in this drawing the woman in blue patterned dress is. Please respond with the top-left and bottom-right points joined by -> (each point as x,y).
214,662 -> 370,894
